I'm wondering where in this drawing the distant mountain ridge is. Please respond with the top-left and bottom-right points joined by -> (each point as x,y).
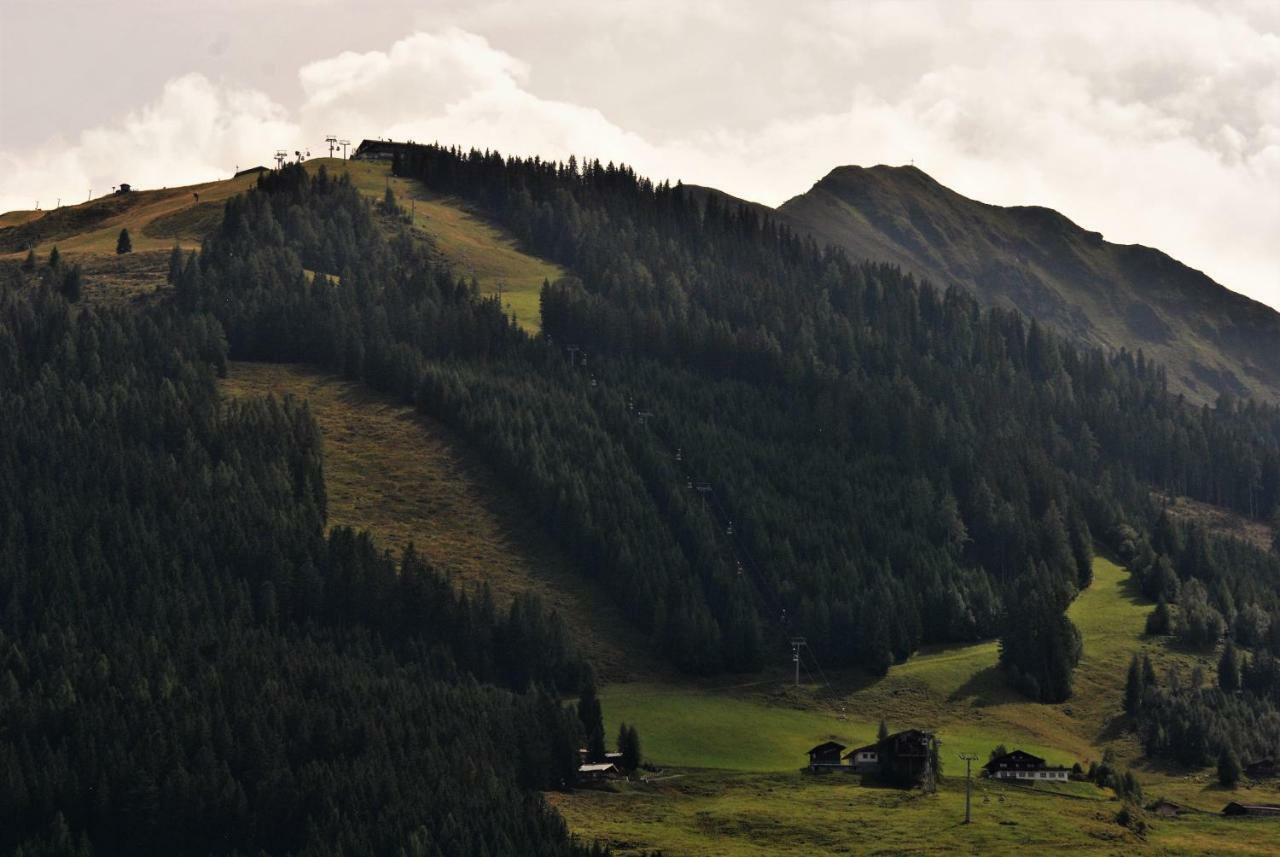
717,164 -> 1279,404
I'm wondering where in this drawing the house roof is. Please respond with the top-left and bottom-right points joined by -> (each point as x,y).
842,744 -> 879,758
807,741 -> 846,755
984,750 -> 1047,769
577,763 -> 619,773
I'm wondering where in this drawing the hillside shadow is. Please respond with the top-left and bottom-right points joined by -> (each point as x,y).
947,665 -> 1010,707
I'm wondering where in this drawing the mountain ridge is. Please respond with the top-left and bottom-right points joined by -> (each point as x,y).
772,163 -> 1280,404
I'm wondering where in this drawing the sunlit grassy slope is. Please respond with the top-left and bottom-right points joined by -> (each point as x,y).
304,157 -> 565,331
549,770 -> 1279,857
219,361 -> 655,680
570,557 -> 1278,855
1,157 -> 562,331
601,557 -> 1156,773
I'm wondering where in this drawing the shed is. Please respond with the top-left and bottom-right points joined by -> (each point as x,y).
1222,802 -> 1280,817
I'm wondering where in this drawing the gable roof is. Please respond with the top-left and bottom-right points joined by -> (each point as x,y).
843,744 -> 879,758
984,749 -> 1046,769
807,741 -> 846,755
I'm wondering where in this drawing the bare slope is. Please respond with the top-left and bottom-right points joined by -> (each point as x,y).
220,361 -> 655,680
777,165 -> 1280,404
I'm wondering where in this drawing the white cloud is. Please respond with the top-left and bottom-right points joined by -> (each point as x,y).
1,5 -> 1276,309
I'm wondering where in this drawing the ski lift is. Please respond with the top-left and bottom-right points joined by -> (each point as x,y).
686,478 -> 694,490
675,447 -> 683,462
726,520 -> 734,536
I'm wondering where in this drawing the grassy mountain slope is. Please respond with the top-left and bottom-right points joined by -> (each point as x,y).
220,360 -> 654,680
557,557 -> 1277,856
776,165 -> 1280,404
299,158 -> 564,331
0,157 -> 563,329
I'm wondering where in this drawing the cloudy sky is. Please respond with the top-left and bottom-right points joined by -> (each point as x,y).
2,0 -> 1277,308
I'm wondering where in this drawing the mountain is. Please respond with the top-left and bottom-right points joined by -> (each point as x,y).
774,165 -> 1280,404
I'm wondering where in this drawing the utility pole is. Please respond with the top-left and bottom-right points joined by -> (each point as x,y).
790,637 -> 807,686
565,344 -> 580,366
959,753 -> 978,824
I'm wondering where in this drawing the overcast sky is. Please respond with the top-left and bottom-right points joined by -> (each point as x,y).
2,0 -> 1277,309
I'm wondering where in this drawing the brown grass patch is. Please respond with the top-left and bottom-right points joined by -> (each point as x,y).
220,361 -> 656,679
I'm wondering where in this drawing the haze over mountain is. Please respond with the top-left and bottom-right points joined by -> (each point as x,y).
768,165 -> 1280,405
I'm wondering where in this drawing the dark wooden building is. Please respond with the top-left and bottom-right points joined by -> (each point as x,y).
352,140 -> 409,162
878,729 -> 937,787
1222,802 -> 1280,817
806,741 -> 846,771
1245,758 -> 1277,779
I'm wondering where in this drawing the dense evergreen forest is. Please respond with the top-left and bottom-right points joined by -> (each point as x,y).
0,271 -> 621,855
173,154 -> 1279,711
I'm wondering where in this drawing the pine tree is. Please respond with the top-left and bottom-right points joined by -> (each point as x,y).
577,677 -> 605,762
1218,745 -> 1241,787
21,249 -> 35,271
1142,654 -> 1157,688
1124,654 -> 1143,715
1146,598 -> 1172,635
1218,642 -> 1240,692
617,723 -> 640,772
116,228 -> 132,255
167,244 -> 183,284
48,245 -> 61,269
877,718 -> 890,741
60,264 -> 83,303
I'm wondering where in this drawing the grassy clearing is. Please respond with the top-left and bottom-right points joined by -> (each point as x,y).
602,557 -> 1154,775
304,157 -> 565,332
0,172 -> 261,260
583,556 -> 1276,853
549,770 -> 1279,856
218,361 -> 655,679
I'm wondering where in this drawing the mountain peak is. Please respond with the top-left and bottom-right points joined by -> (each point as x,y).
776,164 -> 1280,404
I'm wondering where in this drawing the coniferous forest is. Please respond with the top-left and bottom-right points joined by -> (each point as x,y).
0,267 -> 610,854
5,147 -> 1280,852
178,155 -> 1279,705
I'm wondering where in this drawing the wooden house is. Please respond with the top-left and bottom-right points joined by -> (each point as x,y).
576,762 -> 620,784
878,729 -> 937,787
983,749 -> 1071,782
843,743 -> 880,774
806,741 -> 846,771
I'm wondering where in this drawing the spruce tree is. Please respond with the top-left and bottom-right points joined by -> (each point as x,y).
116,228 -> 132,254
21,249 -> 35,271
617,723 -> 640,772
877,718 -> 890,741
1124,654 -> 1143,715
1218,745 -> 1241,787
167,244 -> 183,284
60,264 -> 83,303
577,677 -> 605,762
1218,642 -> 1240,692
48,245 -> 61,269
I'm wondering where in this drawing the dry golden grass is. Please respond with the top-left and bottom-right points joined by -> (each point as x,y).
220,361 -> 656,679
